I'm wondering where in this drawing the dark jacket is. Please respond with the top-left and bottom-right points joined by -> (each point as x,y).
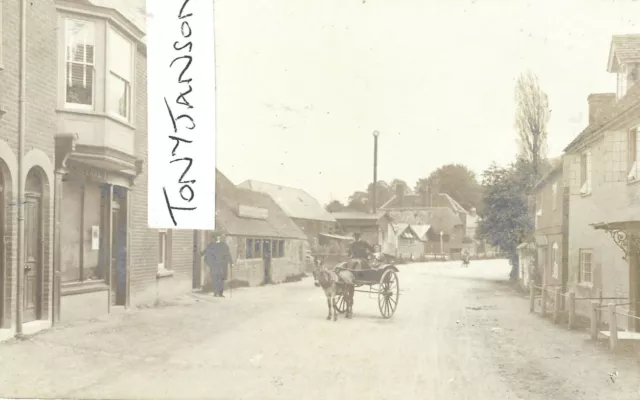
349,240 -> 373,259
203,241 -> 232,276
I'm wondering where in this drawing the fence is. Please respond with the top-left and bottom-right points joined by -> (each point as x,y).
529,282 -> 638,352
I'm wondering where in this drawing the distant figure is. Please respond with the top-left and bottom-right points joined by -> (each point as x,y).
201,231 -> 233,297
348,233 -> 373,269
461,249 -> 470,267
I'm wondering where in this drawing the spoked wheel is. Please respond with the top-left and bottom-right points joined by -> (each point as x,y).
378,269 -> 399,318
334,294 -> 347,314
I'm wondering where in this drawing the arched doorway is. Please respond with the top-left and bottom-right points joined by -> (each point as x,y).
24,168 -> 44,322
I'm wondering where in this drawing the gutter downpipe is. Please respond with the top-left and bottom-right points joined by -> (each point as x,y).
15,0 -> 27,337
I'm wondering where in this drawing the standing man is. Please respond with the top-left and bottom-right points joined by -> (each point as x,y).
201,231 -> 233,297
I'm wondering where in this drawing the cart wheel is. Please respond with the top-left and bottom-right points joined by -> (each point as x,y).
378,269 -> 399,319
334,294 -> 347,313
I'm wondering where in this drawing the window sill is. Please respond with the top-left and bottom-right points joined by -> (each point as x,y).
61,281 -> 110,296
578,282 -> 593,289
157,269 -> 175,279
56,107 -> 135,130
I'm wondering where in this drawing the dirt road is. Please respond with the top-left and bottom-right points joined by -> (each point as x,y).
1,259 -> 640,399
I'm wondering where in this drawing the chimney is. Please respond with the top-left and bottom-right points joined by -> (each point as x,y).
587,93 -> 615,126
396,183 -> 405,207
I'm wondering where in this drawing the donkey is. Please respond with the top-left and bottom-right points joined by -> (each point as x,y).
314,258 -> 355,321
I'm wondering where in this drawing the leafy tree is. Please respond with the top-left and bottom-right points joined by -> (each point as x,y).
476,159 -> 536,280
346,191 -> 370,212
325,200 -> 345,212
415,164 -> 482,212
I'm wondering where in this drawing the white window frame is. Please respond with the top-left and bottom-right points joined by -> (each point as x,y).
580,151 -> 592,195
64,18 -> 96,110
158,229 -> 168,272
106,26 -> 134,121
618,64 -> 628,100
551,242 -> 559,279
551,182 -> 558,211
579,249 -> 593,285
628,128 -> 640,181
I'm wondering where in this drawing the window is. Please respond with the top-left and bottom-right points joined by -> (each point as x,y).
618,64 -> 628,100
65,19 -> 95,108
628,128 -> 640,181
245,239 -> 253,259
107,27 -> 133,119
579,249 -> 593,284
580,151 -> 592,195
158,229 -> 170,271
551,242 -> 559,279
271,240 -> 278,256
278,240 -> 285,258
552,183 -> 558,211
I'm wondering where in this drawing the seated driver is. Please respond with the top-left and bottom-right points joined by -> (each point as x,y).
348,233 -> 373,270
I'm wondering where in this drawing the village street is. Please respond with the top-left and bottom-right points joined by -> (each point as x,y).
1,260 -> 640,400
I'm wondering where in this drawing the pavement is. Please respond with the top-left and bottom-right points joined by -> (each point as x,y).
2,259 -> 640,399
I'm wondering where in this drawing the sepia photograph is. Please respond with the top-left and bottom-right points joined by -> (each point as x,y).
1,0 -> 640,398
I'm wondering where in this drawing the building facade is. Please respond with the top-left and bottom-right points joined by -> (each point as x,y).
0,0 -> 58,337
531,160 -> 569,294
331,211 -> 392,253
563,34 -> 640,328
195,171 -> 308,288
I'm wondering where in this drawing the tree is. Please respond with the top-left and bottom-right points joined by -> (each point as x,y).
476,160 -> 536,280
346,191 -> 370,212
325,200 -> 345,213
415,164 -> 482,211
515,71 -> 550,181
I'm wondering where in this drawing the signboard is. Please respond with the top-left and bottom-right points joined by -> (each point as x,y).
147,0 -> 217,229
238,205 -> 268,220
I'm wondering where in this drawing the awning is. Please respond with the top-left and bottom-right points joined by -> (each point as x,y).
318,233 -> 354,241
591,220 -> 640,259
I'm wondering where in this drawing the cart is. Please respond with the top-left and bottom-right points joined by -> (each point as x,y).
333,258 -> 400,319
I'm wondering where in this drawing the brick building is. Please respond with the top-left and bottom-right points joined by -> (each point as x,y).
0,0 -> 58,337
563,34 -> 640,328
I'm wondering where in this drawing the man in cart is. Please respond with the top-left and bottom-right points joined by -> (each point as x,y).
347,233 -> 374,270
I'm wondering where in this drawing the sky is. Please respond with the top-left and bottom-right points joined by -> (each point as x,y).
213,0 -> 640,206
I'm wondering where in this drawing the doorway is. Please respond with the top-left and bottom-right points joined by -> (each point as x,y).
110,186 -> 127,306
263,239 -> 271,285
24,171 -> 44,322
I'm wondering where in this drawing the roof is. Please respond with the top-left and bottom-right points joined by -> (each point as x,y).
564,79 -> 640,153
318,233 -> 354,241
380,192 -> 468,214
215,170 -> 306,239
391,223 -> 422,240
331,211 -> 388,221
238,180 -> 336,223
412,224 -> 432,239
608,34 -> 640,72
387,207 -> 463,234
532,158 -> 563,192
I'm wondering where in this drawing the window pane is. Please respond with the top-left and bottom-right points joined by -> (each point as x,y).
61,181 -> 82,282
108,73 -> 129,117
66,19 -> 94,63
246,239 -> 253,258
66,62 -> 94,105
108,28 -> 132,81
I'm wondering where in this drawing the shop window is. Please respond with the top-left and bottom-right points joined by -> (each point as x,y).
579,249 -> 593,284
278,240 -> 285,258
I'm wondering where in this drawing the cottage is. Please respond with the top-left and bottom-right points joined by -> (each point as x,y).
530,159 -> 569,293
389,223 -> 424,259
562,34 -> 640,328
198,171 -> 308,287
237,180 -> 338,253
331,211 -> 393,252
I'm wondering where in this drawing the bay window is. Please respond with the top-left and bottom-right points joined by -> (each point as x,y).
65,18 -> 95,109
107,27 -> 133,120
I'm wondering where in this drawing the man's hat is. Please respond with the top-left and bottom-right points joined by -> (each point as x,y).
211,229 -> 223,238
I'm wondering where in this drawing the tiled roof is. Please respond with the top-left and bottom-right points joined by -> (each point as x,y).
331,211 -> 387,221
387,207 -> 462,234
215,170 -> 306,239
610,35 -> 640,66
564,83 -> 640,152
380,192 -> 468,214
238,180 -> 336,222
